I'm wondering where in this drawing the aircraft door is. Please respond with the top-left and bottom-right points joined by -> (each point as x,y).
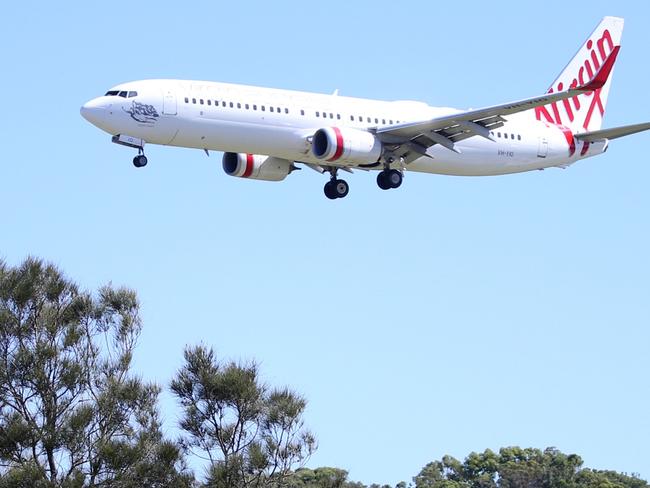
537,137 -> 548,158
163,90 -> 177,115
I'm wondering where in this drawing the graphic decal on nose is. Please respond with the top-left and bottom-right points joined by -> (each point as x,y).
123,101 -> 159,124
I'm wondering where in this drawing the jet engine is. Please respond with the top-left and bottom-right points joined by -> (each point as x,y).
311,127 -> 382,165
222,153 -> 292,181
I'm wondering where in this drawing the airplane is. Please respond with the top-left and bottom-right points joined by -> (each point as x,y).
81,16 -> 649,200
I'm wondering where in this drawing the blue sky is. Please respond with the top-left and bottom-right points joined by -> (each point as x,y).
2,1 -> 649,484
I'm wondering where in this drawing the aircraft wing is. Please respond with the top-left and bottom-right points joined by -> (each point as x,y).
374,46 -> 620,158
574,122 -> 650,142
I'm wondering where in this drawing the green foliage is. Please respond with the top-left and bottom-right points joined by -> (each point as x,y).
286,467 -> 350,488
413,448 -> 647,488
172,345 -> 317,488
0,257 -> 192,487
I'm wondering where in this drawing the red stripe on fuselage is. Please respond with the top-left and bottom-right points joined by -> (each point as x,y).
328,127 -> 344,162
243,154 -> 254,177
558,126 -> 576,157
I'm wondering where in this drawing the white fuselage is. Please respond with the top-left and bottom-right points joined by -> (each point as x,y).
81,79 -> 607,176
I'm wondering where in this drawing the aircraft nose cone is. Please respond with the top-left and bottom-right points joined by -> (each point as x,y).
80,98 -> 109,126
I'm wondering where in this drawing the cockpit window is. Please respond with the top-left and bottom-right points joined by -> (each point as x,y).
104,90 -> 138,97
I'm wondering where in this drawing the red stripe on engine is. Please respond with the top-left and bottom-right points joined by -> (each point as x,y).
581,141 -> 591,156
242,154 -> 254,178
328,127 -> 344,161
559,126 -> 576,157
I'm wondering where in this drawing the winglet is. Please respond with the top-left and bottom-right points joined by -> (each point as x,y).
579,45 -> 620,92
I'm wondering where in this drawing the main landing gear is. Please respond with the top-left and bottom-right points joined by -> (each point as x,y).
323,169 -> 349,199
376,168 -> 403,190
324,178 -> 349,199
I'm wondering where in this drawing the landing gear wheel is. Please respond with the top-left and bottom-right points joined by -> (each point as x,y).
133,155 -> 148,168
387,169 -> 403,188
377,171 -> 391,190
333,179 -> 349,198
377,169 -> 402,190
324,179 -> 349,199
324,181 -> 337,200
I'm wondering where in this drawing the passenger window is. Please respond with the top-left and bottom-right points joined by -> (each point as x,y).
337,114 -> 341,120
350,115 -> 354,121
330,113 -> 333,119
192,98 -> 196,104
316,111 -> 320,117
518,135 -> 522,141
390,120 -> 393,124
229,102 -> 234,108
382,119 -> 386,124
184,97 -> 189,103
261,106 -> 265,111
270,107 -> 274,112
200,99 -> 204,105
277,107 -> 281,113
375,118 -> 379,123
207,100 -> 211,105
285,108 -> 289,114
358,116 -> 362,122
245,104 -> 250,109
300,109 -> 305,116
367,117 -> 371,123
237,103 -> 241,108
253,104 -> 257,110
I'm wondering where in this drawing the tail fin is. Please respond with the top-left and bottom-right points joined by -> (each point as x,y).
535,16 -> 624,133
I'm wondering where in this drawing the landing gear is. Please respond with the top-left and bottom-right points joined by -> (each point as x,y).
132,154 -> 148,168
324,178 -> 349,199
323,168 -> 349,199
377,169 -> 402,190
132,146 -> 148,168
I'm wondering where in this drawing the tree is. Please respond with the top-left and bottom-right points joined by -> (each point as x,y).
413,448 -> 648,488
171,345 -> 316,487
0,257 -> 192,487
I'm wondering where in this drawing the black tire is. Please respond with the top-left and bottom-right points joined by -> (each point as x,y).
324,181 -> 337,200
133,155 -> 148,168
388,169 -> 403,189
334,179 -> 349,198
377,171 -> 391,190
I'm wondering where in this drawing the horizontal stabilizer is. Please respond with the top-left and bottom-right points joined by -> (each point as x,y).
575,122 -> 650,142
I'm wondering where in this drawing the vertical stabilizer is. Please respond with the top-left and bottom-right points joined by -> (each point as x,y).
535,16 -> 624,133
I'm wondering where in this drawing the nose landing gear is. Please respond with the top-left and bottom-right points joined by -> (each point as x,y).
133,153 -> 148,168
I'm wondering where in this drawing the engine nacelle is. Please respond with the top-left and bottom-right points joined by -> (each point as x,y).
222,153 -> 291,181
312,127 -> 382,165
